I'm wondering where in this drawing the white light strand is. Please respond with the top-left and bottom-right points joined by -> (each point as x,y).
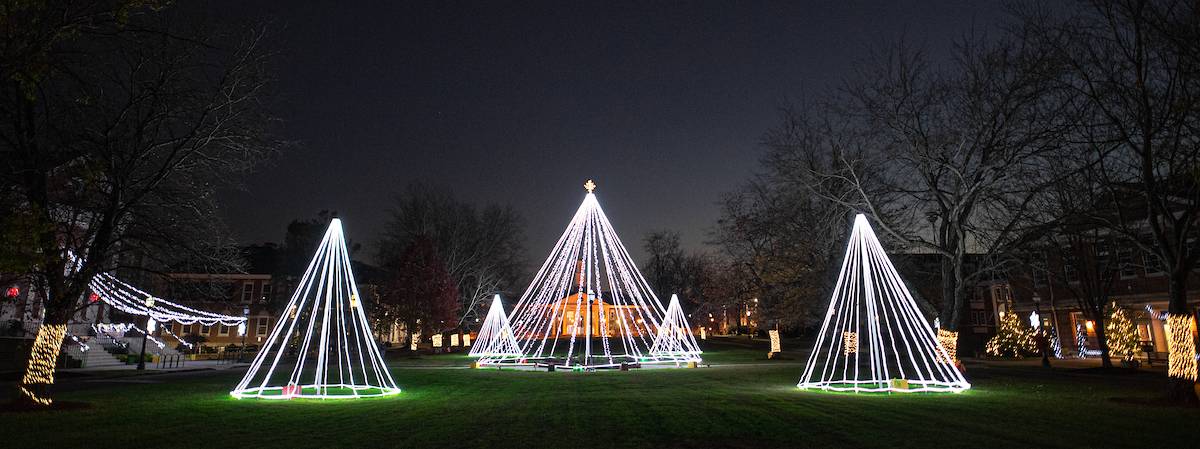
648,294 -> 702,360
67,333 -> 89,352
479,187 -> 693,369
231,218 -> 400,399
89,273 -> 246,326
797,214 -> 969,393
468,295 -> 522,357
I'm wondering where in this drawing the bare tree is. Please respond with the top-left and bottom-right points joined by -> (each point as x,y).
710,179 -> 848,332
768,34 -> 1068,336
376,183 -> 526,329
1021,159 -> 1138,368
1,2 -> 278,406
1017,0 -> 1200,402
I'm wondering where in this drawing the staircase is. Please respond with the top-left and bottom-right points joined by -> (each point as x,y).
120,336 -> 183,357
64,341 -> 125,369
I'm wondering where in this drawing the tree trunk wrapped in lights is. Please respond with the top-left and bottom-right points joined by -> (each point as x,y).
480,180 -> 695,370
1166,314 -> 1198,382
797,214 -> 969,393
936,329 -> 958,363
985,311 -> 1037,358
17,324 -> 68,406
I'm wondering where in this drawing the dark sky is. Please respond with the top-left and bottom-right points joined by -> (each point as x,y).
213,1 -> 1005,263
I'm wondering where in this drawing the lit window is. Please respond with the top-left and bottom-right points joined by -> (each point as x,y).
1118,249 -> 1135,278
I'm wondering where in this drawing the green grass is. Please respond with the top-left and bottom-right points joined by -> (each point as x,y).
2,339 -> 1196,448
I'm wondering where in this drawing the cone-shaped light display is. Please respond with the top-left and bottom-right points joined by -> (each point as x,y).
231,218 -> 400,399
797,214 -> 969,393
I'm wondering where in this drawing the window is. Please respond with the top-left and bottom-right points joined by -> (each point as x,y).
969,310 -> 990,326
260,283 -> 272,302
201,324 -> 212,335
1145,251 -> 1164,275
1096,243 -> 1112,274
1064,264 -> 1079,283
218,324 -> 230,336
1118,249 -> 1135,278
242,283 -> 254,303
256,318 -> 268,336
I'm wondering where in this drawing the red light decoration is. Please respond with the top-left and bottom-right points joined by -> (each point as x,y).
89,293 -> 100,303
5,286 -> 18,299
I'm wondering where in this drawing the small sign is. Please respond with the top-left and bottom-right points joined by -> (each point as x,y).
450,333 -> 460,347
410,336 -> 418,351
843,331 -> 858,356
463,334 -> 471,346
769,330 -> 781,353
700,327 -> 707,340
432,334 -> 443,348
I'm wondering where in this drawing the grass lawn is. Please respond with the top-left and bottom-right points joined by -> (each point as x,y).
2,338 -> 1196,448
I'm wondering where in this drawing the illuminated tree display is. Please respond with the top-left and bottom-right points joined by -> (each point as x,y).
479,180 -> 692,369
1105,304 -> 1139,362
985,311 -> 1037,358
797,214 -> 969,393
231,218 -> 400,399
649,294 -> 702,360
469,295 -> 521,357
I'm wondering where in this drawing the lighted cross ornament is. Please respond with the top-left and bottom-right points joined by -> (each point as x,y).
584,179 -> 597,193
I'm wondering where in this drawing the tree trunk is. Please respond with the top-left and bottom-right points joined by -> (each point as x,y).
1093,314 -> 1113,369
939,258 -> 958,331
1165,272 -> 1198,405
14,299 -> 72,407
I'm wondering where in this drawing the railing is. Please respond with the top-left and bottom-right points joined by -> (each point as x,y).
217,349 -> 258,365
157,354 -> 185,369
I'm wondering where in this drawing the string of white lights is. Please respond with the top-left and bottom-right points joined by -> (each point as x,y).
479,181 -> 694,369
797,214 -> 969,393
231,218 -> 400,399
89,272 -> 246,326
469,295 -> 522,357
67,333 -> 90,352
649,294 -> 702,359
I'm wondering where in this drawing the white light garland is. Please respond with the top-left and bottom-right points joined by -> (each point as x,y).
479,182 -> 694,369
649,294 -> 702,360
469,295 -> 522,357
89,273 -> 246,326
797,214 -> 970,393
231,218 -> 400,400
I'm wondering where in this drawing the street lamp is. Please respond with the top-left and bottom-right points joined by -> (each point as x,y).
238,306 -> 250,363
1033,293 -> 1050,368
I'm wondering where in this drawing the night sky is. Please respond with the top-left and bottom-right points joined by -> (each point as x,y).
212,1 -> 1005,263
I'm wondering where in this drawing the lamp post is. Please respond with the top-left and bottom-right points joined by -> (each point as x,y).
1033,293 -> 1050,368
137,317 -> 153,370
238,307 -> 249,363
